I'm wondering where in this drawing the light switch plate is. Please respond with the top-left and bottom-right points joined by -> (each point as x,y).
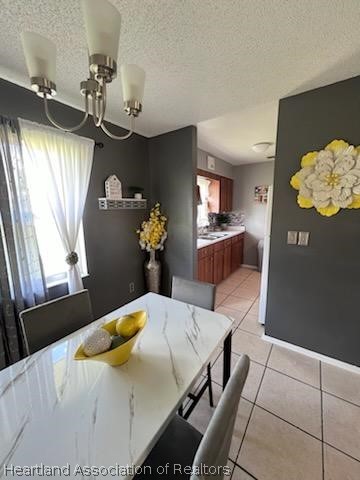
287,231 -> 298,245
298,231 -> 310,246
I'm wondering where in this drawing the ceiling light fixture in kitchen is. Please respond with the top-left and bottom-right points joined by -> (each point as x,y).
252,142 -> 273,153
21,0 -> 145,140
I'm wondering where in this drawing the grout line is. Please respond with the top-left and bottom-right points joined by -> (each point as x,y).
322,441 -> 360,465
230,462 -> 258,480
320,361 -> 325,480
265,364 -> 321,391
255,404 -> 323,443
234,344 -> 270,469
321,387 -> 360,410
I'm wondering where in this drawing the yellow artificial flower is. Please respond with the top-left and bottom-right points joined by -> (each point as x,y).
290,173 -> 301,190
325,139 -> 349,153
316,205 -> 340,217
300,151 -> 318,168
297,195 -> 313,208
348,195 -> 360,209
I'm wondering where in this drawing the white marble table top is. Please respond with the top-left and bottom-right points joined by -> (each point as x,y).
0,293 -> 232,479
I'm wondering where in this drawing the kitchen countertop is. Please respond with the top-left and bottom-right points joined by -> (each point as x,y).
197,227 -> 245,249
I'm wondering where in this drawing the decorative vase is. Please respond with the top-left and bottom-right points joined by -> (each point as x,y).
144,249 -> 161,293
220,223 -> 228,231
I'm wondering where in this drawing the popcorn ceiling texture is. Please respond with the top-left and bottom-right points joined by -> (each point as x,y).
1,0 -> 360,148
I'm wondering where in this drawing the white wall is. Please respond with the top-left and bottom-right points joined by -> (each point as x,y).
233,161 -> 274,266
197,149 -> 234,178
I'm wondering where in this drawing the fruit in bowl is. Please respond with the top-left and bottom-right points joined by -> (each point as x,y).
74,310 -> 147,366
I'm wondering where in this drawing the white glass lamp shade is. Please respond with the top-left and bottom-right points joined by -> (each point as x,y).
81,0 -> 121,61
21,32 -> 56,82
120,64 -> 146,103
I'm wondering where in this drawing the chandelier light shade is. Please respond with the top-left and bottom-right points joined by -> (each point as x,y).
21,32 -> 57,95
121,64 -> 146,103
20,0 -> 145,141
81,0 -> 121,61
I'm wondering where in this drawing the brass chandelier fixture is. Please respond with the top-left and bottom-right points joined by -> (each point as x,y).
21,0 -> 145,140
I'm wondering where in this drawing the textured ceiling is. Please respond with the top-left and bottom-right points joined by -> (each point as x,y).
1,0 -> 360,164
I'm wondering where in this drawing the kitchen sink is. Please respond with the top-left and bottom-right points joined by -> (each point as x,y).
207,232 -> 229,238
198,235 -> 217,240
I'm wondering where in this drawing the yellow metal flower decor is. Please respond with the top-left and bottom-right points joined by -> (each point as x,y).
290,140 -> 360,217
137,203 -> 167,293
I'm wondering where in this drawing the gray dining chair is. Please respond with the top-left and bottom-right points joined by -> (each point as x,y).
20,289 -> 93,355
135,354 -> 250,480
171,276 -> 216,411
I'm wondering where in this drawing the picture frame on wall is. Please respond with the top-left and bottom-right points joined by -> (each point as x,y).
254,185 -> 269,203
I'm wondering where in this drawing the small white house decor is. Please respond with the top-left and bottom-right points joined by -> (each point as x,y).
105,175 -> 122,200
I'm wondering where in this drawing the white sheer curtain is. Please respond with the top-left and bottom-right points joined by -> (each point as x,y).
19,119 -> 94,293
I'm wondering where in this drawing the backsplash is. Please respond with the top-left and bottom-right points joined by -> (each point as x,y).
208,211 -> 244,227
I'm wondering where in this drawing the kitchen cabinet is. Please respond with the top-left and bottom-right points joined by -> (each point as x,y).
220,177 -> 233,212
223,239 -> 232,278
198,245 -> 214,283
197,169 -> 233,213
197,233 -> 244,284
213,243 -> 224,284
231,235 -> 244,272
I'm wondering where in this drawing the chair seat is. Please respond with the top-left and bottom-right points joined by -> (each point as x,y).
134,415 -> 203,479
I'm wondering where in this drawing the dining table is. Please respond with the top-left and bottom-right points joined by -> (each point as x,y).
0,292 -> 233,479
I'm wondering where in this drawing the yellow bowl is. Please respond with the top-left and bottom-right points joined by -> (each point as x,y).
74,310 -> 147,366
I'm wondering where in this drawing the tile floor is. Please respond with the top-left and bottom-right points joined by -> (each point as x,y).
187,267 -> 360,480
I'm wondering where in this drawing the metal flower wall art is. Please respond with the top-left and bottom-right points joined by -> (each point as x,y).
290,140 -> 360,217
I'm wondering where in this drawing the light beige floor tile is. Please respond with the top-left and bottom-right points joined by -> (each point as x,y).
256,368 -> 322,438
322,362 -> 360,407
324,444 -> 360,480
211,354 -> 264,403
215,292 -> 228,307
231,466 -> 255,480
222,295 -> 254,313
247,302 -> 259,316
268,345 -> 320,388
229,398 -> 253,461
231,286 -> 259,300
215,306 -> 247,328
323,392 -> 360,461
239,313 -> 264,337
220,276 -> 243,287
187,382 -> 222,434
217,281 -> 238,295
232,329 -> 271,365
238,407 -> 322,480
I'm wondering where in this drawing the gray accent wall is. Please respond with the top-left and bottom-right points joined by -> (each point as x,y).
0,78 -> 150,319
233,161 -> 274,267
149,127 -> 197,295
266,75 -> 360,367
197,149 -> 234,178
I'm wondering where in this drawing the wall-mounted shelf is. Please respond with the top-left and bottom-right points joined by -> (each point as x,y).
98,198 -> 147,210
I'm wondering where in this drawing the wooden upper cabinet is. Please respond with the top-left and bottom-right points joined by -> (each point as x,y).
197,169 -> 233,213
220,177 -> 233,212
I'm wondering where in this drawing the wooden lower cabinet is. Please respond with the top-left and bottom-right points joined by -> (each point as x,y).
223,240 -> 232,278
213,247 -> 224,284
197,233 -> 244,284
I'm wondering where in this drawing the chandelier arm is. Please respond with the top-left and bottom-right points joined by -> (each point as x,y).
91,95 -> 105,127
100,115 -> 135,140
44,95 -> 89,132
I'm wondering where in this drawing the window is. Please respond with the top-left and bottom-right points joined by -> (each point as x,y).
197,176 -> 211,227
23,150 -> 88,287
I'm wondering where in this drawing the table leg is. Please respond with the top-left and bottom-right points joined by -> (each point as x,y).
222,331 -> 232,390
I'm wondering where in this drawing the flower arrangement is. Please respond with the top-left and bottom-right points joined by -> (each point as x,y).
137,203 -> 167,251
290,139 -> 360,217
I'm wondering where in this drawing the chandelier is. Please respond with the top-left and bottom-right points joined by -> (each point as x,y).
21,0 -> 145,140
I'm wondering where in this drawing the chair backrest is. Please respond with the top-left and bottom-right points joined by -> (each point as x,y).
171,276 -> 216,311
20,289 -> 93,355
191,354 -> 250,480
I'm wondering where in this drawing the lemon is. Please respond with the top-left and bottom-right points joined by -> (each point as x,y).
116,315 -> 139,338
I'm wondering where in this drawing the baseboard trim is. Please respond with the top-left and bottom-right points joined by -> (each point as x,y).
262,333 -> 360,375
241,263 -> 258,271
